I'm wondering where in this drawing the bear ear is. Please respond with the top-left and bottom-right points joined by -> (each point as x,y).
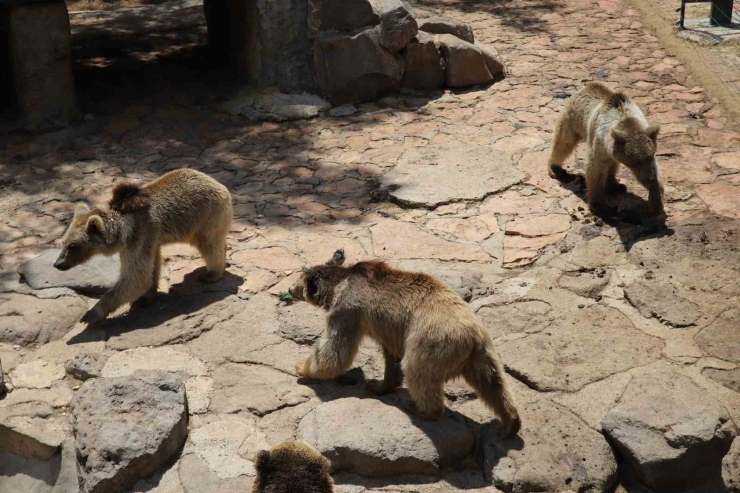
110,183 -> 150,213
74,202 -> 90,216
254,450 -> 271,473
646,124 -> 660,143
86,215 -> 104,237
302,267 -> 319,279
611,128 -> 627,146
327,249 -> 345,266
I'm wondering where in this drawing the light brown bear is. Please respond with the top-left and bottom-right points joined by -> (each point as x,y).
54,168 -> 233,324
288,250 -> 521,438
548,81 -> 664,216
252,441 -> 333,493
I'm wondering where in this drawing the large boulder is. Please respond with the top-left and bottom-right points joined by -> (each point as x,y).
602,372 -> 737,490
724,437 -> 740,493
372,0 -> 418,52
298,396 -> 475,476
308,0 -> 379,33
73,371 -> 188,493
18,249 -> 119,295
436,34 -> 494,88
486,400 -> 617,492
418,16 -> 474,43
314,27 -> 403,105
400,32 -> 445,90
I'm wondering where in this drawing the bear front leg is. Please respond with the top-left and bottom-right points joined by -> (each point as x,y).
295,311 -> 362,380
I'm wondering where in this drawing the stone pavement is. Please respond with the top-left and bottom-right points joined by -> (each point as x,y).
1,0 -> 740,491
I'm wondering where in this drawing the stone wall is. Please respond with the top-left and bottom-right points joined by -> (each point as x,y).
207,0 -> 505,105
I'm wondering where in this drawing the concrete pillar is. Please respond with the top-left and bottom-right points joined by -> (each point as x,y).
7,0 -> 76,131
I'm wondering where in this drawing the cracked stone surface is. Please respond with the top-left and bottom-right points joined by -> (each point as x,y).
1,0 -> 740,490
382,144 -> 522,207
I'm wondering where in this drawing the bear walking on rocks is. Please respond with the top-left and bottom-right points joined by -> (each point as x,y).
55,168 -> 233,324
252,441 -> 333,493
288,249 -> 521,438
548,81 -> 664,216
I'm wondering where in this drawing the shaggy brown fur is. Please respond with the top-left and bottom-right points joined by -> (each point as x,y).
55,168 -> 233,324
252,441 -> 333,493
548,81 -> 664,215
288,250 -> 521,437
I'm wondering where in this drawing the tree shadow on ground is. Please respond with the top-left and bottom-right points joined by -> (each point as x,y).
553,170 -> 674,251
414,0 -> 567,34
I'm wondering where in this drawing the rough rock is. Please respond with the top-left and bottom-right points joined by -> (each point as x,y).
10,359 -> 65,389
210,363 -> 317,416
418,16 -> 474,43
703,367 -> 740,393
602,372 -> 737,490
277,302 -> 325,343
558,271 -> 610,299
506,214 -> 571,237
314,27 -> 404,105
624,280 -> 702,328
486,400 -> 617,493
17,248 -> 119,294
308,0 -> 378,33
383,144 -> 522,207
497,305 -> 663,391
298,396 -> 475,476
373,0 -> 418,52
7,0 -> 76,130
400,32 -> 445,90
696,308 -> 740,363
103,293 -> 240,351
65,353 -> 105,381
724,437 -> 740,493
477,42 -> 505,77
0,293 -> 87,346
476,300 -> 554,339
73,371 -> 188,493
436,34 -> 493,87
371,220 -> 490,262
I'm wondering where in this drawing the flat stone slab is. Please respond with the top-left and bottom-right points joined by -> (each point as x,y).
298,396 -> 475,477
103,293 -> 240,350
382,144 -> 522,207
73,371 -> 188,493
702,367 -> 740,393
210,363 -> 317,416
0,401 -> 69,460
696,308 -> 740,363
486,400 -> 617,493
17,248 -> 119,294
497,305 -> 663,392
0,293 -> 87,346
624,279 -> 702,328
476,300 -> 554,339
277,302 -> 325,344
602,372 -> 737,491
